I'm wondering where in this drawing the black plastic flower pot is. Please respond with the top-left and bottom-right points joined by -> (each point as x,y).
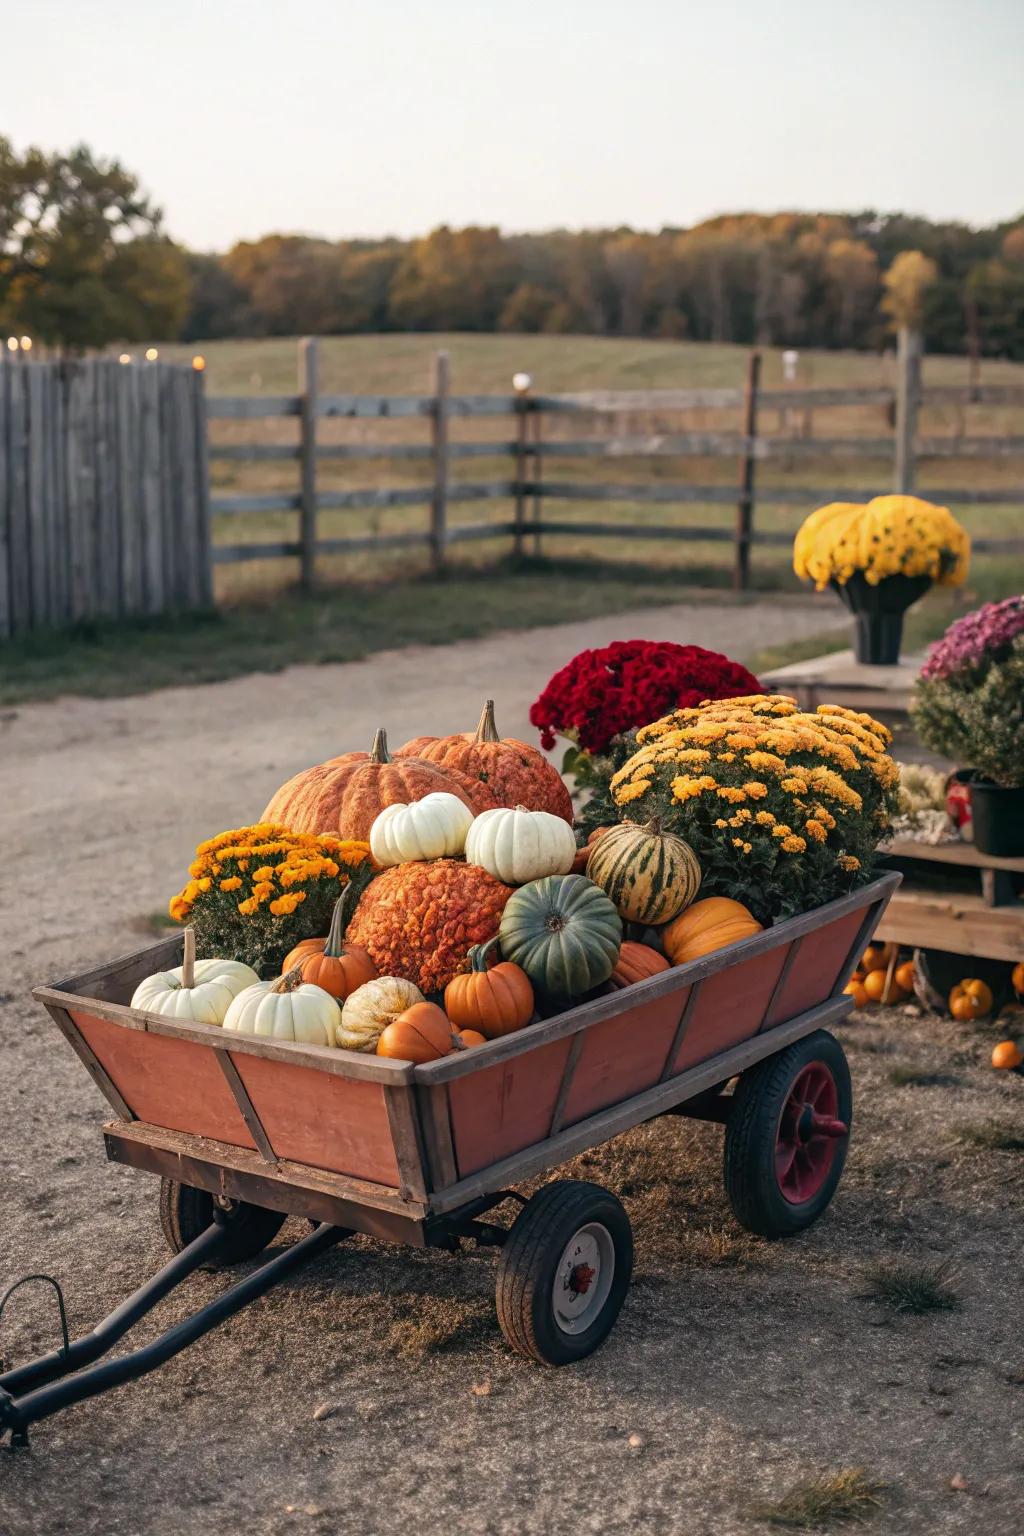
830,572 -> 933,665
969,779 -> 1024,857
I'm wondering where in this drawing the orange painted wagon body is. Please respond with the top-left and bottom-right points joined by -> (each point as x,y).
34,874 -> 900,1243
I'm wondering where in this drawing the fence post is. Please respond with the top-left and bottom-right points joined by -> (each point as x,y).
530,405 -> 543,557
894,327 -> 921,494
298,336 -> 318,590
430,350 -> 449,571
733,350 -> 761,592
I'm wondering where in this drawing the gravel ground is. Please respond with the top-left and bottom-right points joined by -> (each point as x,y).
2,596 -> 1022,1535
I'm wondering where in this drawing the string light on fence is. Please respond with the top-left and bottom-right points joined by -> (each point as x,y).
6,337 -> 18,353
119,353 -> 132,364
145,347 -> 159,361
20,336 -> 32,352
191,354 -> 206,372
512,371 -> 532,394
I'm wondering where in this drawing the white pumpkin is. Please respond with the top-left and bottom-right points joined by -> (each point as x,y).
130,929 -> 258,1025
465,804 -> 577,886
338,976 -> 423,1053
369,792 -> 474,866
222,967 -> 339,1046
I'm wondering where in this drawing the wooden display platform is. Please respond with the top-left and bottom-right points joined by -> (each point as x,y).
762,648 -> 925,715
876,837 -> 1024,962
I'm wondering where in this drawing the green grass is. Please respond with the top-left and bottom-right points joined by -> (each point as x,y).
857,1259 -> 961,1314
751,1468 -> 888,1529
0,557 -> 734,705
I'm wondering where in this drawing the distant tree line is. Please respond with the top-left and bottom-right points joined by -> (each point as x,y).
3,140 -> 1024,358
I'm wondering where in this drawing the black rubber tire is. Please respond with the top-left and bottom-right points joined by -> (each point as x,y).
724,1030 -> 852,1240
495,1180 -> 633,1365
158,1179 -> 286,1268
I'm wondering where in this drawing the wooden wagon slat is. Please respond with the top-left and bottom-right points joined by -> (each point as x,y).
383,1087 -> 430,1203
41,1003 -> 136,1121
415,1083 -> 458,1191
759,936 -> 804,1032
215,1051 -> 279,1165
548,1031 -> 586,1138
659,981 -> 702,1082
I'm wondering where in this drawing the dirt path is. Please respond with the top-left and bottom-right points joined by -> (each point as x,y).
2,597 -> 1022,1535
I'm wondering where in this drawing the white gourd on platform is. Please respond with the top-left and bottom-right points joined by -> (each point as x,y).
130,929 -> 258,1026
465,804 -> 577,886
222,967 -> 339,1046
369,792 -> 474,866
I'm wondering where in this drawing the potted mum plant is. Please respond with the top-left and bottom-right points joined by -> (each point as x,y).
793,495 -> 970,664
528,640 -> 762,834
912,596 -> 1024,856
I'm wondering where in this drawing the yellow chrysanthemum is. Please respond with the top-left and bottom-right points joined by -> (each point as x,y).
781,835 -> 807,854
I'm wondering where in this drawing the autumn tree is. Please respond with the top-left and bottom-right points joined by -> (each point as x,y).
0,138 -> 188,350
881,249 -> 939,331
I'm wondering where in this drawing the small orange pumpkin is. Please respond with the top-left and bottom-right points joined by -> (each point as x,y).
454,1029 -> 487,1049
894,959 -> 916,994
992,1039 -> 1023,1070
376,1002 -> 455,1063
844,978 -> 870,1008
860,943 -> 896,975
444,937 -> 534,1039
862,968 -> 907,1006
661,897 -> 762,967
570,826 -> 612,876
608,941 -> 670,990
281,889 -> 377,1001
949,979 -> 994,1021
1012,962 -> 1024,998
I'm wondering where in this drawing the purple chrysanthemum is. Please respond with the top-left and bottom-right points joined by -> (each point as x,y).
921,595 -> 1024,679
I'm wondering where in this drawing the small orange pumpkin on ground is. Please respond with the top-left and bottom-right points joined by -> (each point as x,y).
862,968 -> 907,1006
949,979 -> 994,1021
844,978 -> 870,1008
992,1039 -> 1023,1070
281,889 -> 377,1001
860,943 -> 896,975
376,1002 -> 455,1063
444,937 -> 534,1039
1012,962 -> 1024,998
894,959 -> 916,994
608,941 -> 670,990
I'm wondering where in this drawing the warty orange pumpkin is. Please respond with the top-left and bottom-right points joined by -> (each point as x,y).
661,896 -> 762,967
346,858 -> 515,994
261,727 -> 496,842
444,936 -> 534,1038
280,889 -> 377,1001
398,699 -> 573,823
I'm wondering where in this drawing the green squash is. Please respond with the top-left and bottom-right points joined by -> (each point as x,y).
498,874 -> 622,999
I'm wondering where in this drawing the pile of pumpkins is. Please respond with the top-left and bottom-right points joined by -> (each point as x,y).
133,700 -> 764,1064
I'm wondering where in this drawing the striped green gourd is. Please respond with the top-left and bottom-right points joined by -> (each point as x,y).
498,874 -> 622,999
585,817 -> 700,925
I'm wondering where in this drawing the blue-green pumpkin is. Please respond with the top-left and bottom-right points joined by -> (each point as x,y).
498,874 -> 622,999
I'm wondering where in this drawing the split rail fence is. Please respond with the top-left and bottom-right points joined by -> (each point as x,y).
209,332 -> 1024,592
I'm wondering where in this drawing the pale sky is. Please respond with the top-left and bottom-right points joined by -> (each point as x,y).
5,0 -> 1023,249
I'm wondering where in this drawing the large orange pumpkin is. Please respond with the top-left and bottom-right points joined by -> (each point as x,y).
444,936 -> 534,1038
280,889 -> 377,1001
346,858 -> 515,994
608,941 -> 670,990
398,699 -> 573,823
661,897 -> 762,967
376,1002 -> 454,1063
262,728 -> 496,842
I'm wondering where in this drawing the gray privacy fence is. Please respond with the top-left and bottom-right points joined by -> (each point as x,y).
0,358 -> 210,638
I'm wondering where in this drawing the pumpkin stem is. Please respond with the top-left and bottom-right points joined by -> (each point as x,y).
180,927 -> 196,990
475,699 -> 501,744
324,886 -> 353,959
469,936 -> 501,973
369,727 -> 391,764
641,817 -> 662,837
271,966 -> 304,994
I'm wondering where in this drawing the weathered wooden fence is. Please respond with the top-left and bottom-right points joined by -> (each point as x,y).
0,358 -> 210,638
209,333 -> 1024,592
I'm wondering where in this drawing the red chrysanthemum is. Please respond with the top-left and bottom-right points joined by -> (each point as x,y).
529,640 -> 762,753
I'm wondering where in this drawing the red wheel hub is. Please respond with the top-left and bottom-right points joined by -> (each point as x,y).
775,1062 -> 847,1204
568,1262 -> 596,1296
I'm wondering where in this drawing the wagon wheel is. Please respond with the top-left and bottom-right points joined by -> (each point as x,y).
494,1180 -> 633,1365
159,1180 -> 287,1269
724,1030 -> 852,1240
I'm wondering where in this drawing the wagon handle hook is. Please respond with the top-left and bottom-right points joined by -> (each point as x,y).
0,1275 -> 71,1359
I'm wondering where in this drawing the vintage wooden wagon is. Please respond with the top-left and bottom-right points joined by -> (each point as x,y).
0,872 -> 899,1443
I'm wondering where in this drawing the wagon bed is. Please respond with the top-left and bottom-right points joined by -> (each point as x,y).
33,873 -> 900,1243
